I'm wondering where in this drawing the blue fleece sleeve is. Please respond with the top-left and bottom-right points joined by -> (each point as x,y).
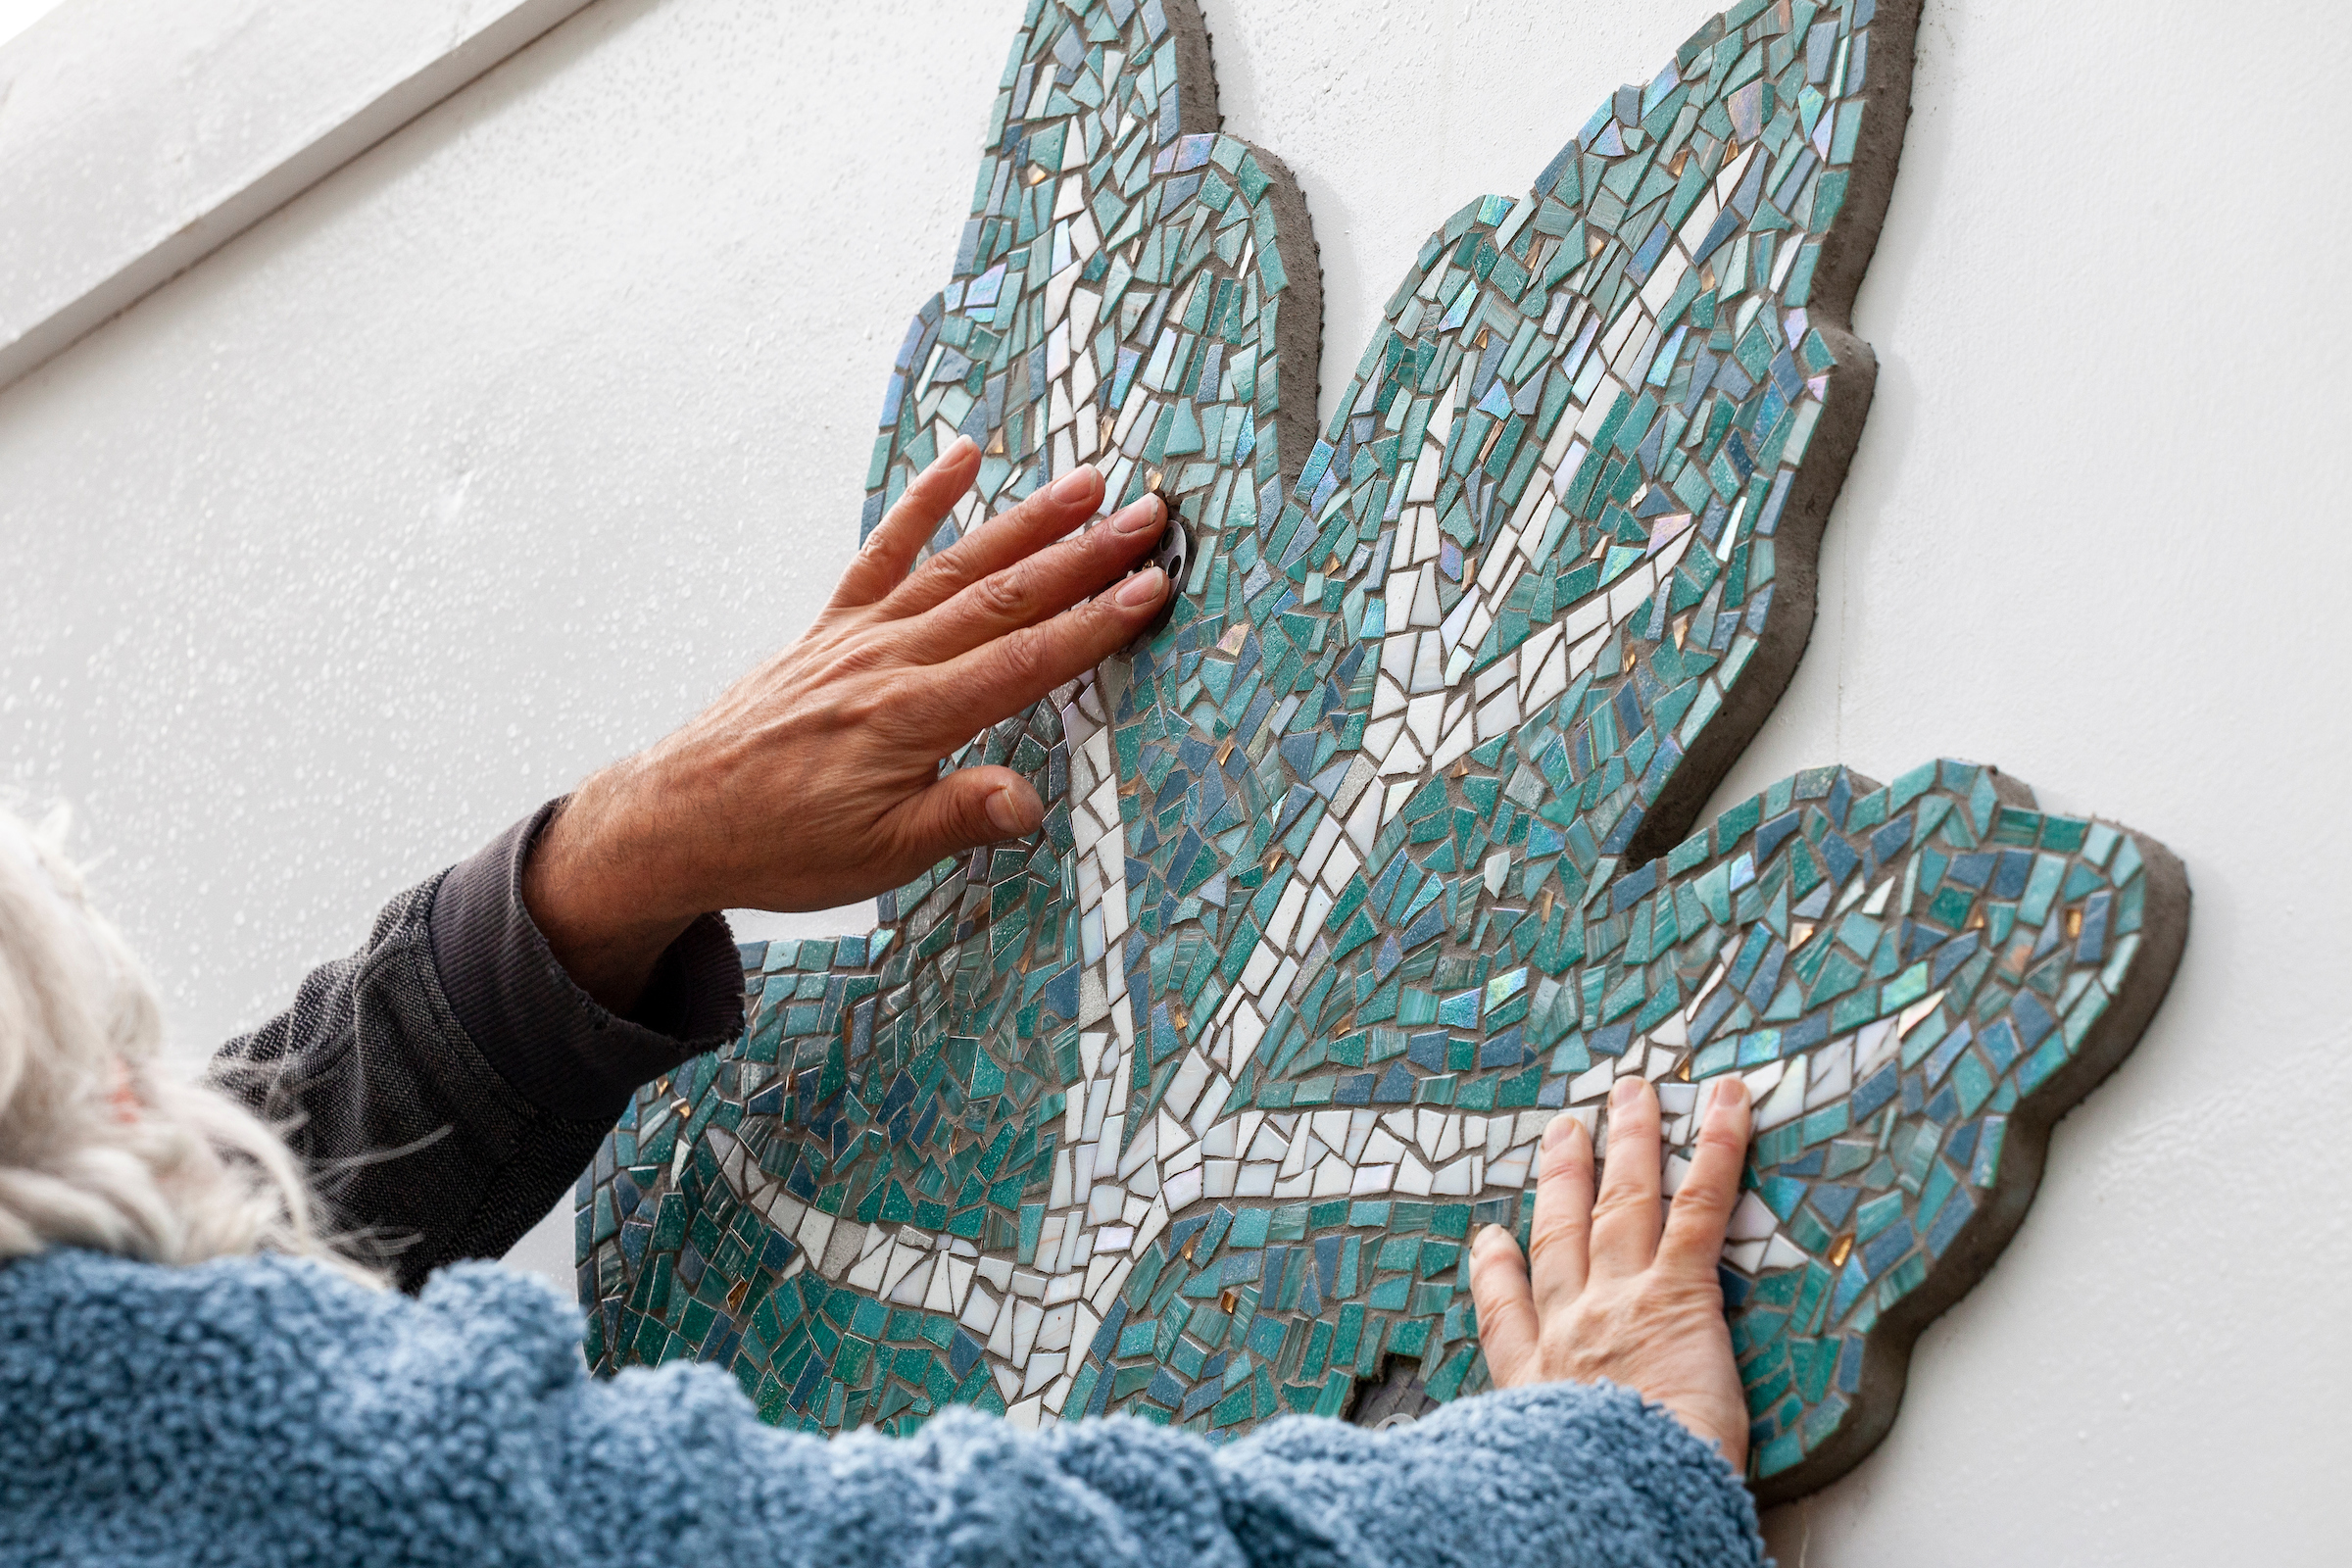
490,1278 -> 1765,1566
1211,1386 -> 1768,1566
546,1376 -> 1762,1568
0,1251 -> 1764,1568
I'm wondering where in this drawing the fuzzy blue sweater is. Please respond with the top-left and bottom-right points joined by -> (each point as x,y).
0,1249 -> 1765,1566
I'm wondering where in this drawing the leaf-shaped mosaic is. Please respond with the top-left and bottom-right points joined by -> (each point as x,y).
576,0 -> 2187,1500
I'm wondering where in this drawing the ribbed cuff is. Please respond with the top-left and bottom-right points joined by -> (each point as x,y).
426,800 -> 744,1121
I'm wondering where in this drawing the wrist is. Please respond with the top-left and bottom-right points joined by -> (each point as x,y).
522,773 -> 701,1014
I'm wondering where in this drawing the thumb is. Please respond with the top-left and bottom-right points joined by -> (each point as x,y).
886,765 -> 1043,862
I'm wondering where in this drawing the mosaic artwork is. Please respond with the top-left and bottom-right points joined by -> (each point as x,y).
576,0 -> 2186,1500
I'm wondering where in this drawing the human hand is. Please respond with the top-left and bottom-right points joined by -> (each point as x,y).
1467,1074 -> 1756,1469
521,437 -> 1168,1011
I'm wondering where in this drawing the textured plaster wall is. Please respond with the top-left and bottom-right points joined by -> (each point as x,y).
0,1 -> 2343,1558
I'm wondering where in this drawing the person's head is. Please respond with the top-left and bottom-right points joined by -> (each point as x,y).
0,805 -> 351,1273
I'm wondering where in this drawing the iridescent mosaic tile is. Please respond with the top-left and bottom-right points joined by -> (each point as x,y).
577,0 -> 2186,1501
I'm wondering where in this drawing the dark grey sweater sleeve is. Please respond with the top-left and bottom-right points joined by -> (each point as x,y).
211,801 -> 745,1292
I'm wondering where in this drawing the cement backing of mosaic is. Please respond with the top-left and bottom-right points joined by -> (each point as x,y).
573,0 -> 2188,1503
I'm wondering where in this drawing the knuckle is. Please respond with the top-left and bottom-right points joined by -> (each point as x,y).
1672,1171 -> 1735,1215
1523,1233 -> 1578,1278
828,685 -> 885,734
1072,591 -> 1128,641
992,628 -> 1052,692
869,676 -> 946,738
1539,1321 -> 1612,1383
973,569 -> 1034,623
1601,1122 -> 1650,1159
880,572 -> 937,617
871,500 -> 921,540
1527,1208 -> 1589,1250
1539,1138 -> 1592,1183
951,786 -> 997,838
1588,1186 -> 1649,1224
913,548 -> 976,592
824,638 -> 896,682
1697,1118 -> 1749,1157
1656,1272 -> 1725,1311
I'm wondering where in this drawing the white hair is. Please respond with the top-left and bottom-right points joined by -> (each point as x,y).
0,805 -> 364,1276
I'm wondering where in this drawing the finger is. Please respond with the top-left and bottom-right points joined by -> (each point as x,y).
884,466 -> 1108,618
1588,1075 -> 1664,1277
909,566 -> 1169,744
832,437 -> 982,607
1524,1113 -> 1595,1314
1657,1076 -> 1754,1277
1467,1224 -> 1541,1387
878,764 -> 1043,865
900,494 -> 1164,663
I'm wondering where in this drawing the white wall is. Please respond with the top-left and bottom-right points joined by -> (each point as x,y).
0,0 -> 2343,1558
0,0 -> 66,49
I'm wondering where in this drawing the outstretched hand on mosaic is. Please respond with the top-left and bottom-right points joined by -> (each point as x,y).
576,0 -> 2185,1501
522,451 -> 1168,1014
1471,1070 -> 1758,1469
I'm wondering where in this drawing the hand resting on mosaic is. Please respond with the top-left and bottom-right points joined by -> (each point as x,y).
1472,1074 -> 1755,1468
521,438 -> 1168,1015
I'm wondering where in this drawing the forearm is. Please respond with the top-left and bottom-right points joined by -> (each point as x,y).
213,803 -> 745,1289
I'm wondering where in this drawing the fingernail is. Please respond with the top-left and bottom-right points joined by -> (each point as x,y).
1611,1075 -> 1642,1107
924,436 -> 976,473
1049,466 -> 1098,501
985,787 -> 1029,836
1115,565 -> 1165,607
1110,495 -> 1162,533
1543,1112 -> 1577,1148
